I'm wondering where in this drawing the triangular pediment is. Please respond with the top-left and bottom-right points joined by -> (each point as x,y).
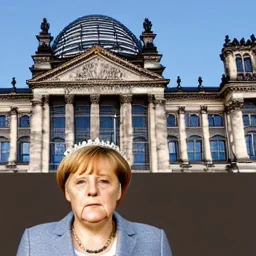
30,46 -> 163,83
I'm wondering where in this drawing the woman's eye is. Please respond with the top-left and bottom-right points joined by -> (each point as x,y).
76,180 -> 86,185
99,180 -> 109,184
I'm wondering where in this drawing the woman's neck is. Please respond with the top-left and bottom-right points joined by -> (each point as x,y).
72,215 -> 115,252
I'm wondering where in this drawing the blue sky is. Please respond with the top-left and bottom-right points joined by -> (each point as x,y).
0,0 -> 255,88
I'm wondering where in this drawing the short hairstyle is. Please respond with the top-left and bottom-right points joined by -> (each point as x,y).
56,145 -> 132,203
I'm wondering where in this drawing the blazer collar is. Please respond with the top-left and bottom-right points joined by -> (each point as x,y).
52,211 -> 137,255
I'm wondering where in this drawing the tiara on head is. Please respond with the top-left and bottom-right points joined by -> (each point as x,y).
63,138 -> 127,160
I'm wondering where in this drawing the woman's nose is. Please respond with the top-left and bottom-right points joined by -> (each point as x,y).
87,181 -> 98,196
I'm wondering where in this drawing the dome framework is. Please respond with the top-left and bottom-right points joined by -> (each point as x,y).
52,15 -> 143,58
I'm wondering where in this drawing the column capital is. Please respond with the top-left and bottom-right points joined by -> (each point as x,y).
120,94 -> 132,104
90,94 -> 100,104
10,106 -> 18,115
32,99 -> 42,107
148,94 -> 155,104
228,98 -> 244,111
65,94 -> 74,104
154,98 -> 166,105
200,105 -> 208,114
43,95 -> 50,104
178,106 -> 186,114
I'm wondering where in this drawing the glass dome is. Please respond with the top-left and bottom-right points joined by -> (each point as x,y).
52,15 -> 143,58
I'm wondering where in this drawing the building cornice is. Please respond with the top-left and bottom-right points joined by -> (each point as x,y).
0,94 -> 32,101
164,92 -> 220,101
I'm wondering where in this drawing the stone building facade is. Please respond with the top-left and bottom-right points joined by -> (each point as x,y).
0,16 -> 256,173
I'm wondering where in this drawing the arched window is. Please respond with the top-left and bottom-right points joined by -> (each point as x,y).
208,115 -> 224,127
19,115 -> 30,128
244,55 -> 253,72
18,136 -> 30,163
185,114 -> 200,127
132,105 -> 149,170
236,54 -> 253,73
0,115 -> 6,128
246,132 -> 256,160
0,137 -> 9,162
132,136 -> 149,170
50,138 -> 65,171
210,135 -> 226,161
168,136 -> 179,162
236,55 -> 243,72
187,135 -> 202,161
75,105 -> 90,143
167,114 -> 176,127
100,105 -> 119,145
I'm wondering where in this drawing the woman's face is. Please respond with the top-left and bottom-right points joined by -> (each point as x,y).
65,157 -> 121,224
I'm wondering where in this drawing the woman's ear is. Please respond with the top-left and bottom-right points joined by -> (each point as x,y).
65,185 -> 71,202
117,183 -> 122,201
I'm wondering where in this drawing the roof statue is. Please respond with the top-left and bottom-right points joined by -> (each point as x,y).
40,18 -> 50,34
143,18 -> 152,33
11,77 -> 16,93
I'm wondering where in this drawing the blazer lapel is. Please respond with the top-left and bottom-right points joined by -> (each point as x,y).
51,212 -> 75,256
114,212 -> 137,256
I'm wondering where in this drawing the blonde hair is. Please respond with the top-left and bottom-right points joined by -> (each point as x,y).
56,145 -> 131,203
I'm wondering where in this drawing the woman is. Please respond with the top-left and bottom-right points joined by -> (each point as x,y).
17,139 -> 172,255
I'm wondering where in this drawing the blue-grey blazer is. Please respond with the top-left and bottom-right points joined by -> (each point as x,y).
17,211 -> 172,256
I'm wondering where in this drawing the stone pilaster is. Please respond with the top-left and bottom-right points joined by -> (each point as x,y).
229,98 -> 249,161
154,98 -> 170,172
8,106 -> 18,166
65,95 -> 75,149
42,95 -> 50,173
178,107 -> 188,163
148,95 -> 158,172
90,94 -> 100,140
200,106 -> 212,163
225,108 -> 234,160
29,98 -> 43,172
120,94 -> 133,165
224,50 -> 236,80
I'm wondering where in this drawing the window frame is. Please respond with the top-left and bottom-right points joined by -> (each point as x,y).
168,136 -> 179,163
187,135 -> 203,162
167,114 -> 176,127
210,135 -> 227,161
208,114 -> 224,127
0,137 -> 10,163
185,114 -> 200,127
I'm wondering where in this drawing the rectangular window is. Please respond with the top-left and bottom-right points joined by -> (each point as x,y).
0,142 -> 9,162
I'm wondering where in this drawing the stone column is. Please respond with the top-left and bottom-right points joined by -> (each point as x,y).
229,98 -> 249,161
8,106 -> 18,166
148,94 -> 158,172
154,98 -> 170,172
178,107 -> 188,163
29,98 -> 43,172
90,94 -> 100,140
65,95 -> 75,149
42,95 -> 50,173
120,94 -> 133,165
201,106 -> 212,163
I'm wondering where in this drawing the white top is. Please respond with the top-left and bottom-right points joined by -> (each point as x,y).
74,236 -> 117,256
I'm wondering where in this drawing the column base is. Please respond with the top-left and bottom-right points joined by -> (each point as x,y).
6,162 -> 18,172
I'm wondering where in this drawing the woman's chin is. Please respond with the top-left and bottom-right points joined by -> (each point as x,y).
81,206 -> 107,223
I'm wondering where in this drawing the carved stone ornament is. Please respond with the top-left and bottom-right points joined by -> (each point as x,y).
32,99 -> 42,107
143,18 -> 153,33
90,94 -> 100,104
10,106 -> 18,115
120,94 -> 132,104
41,18 -> 50,34
228,98 -> 244,111
43,95 -> 50,104
200,106 -> 208,114
60,57 -> 129,81
65,94 -> 74,104
154,98 -> 166,105
178,106 -> 186,114
148,94 -> 155,104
